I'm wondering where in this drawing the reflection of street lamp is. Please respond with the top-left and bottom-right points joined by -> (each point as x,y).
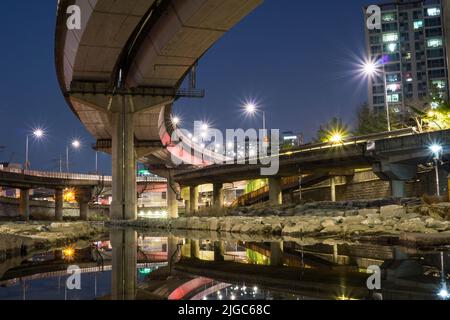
430,144 -> 443,197
66,140 -> 81,173
438,252 -> 449,300
362,61 -> 391,132
25,129 -> 45,170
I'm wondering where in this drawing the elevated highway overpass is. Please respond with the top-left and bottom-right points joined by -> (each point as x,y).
0,166 -> 166,221
174,129 -> 450,211
55,0 -> 263,220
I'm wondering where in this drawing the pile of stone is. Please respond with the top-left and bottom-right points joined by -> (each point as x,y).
117,200 -> 450,239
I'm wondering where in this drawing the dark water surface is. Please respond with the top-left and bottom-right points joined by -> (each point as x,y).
0,228 -> 449,300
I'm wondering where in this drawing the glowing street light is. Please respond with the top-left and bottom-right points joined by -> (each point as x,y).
330,133 -> 344,144
362,60 -> 392,132
243,102 -> 266,131
172,116 -> 181,126
25,128 -> 46,170
429,144 -> 443,197
66,139 -> 81,173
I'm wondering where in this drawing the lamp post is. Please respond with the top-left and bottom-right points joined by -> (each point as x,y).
363,61 -> 392,132
66,140 -> 81,173
244,102 -> 267,148
430,144 -> 443,197
25,129 -> 45,170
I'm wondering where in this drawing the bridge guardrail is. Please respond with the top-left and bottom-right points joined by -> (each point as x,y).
0,167 -> 166,183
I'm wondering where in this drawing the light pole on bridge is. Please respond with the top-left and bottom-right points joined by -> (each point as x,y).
24,129 -> 45,170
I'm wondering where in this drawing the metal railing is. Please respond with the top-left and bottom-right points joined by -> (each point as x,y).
0,166 -> 167,183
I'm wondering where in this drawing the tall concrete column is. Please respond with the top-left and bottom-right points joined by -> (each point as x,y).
214,241 -> 225,262
330,177 -> 337,202
111,228 -> 137,300
270,242 -> 284,266
269,177 -> 283,206
111,112 -> 136,221
213,183 -> 224,209
167,177 -> 179,219
189,186 -> 199,215
191,240 -> 200,259
55,189 -> 64,222
184,200 -> 190,216
77,188 -> 91,221
19,189 -> 30,222
391,181 -> 405,198
168,236 -> 180,274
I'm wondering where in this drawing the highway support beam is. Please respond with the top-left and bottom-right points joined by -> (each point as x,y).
19,189 -> 30,222
191,240 -> 200,259
270,242 -> 284,267
214,241 -> 225,262
111,228 -> 137,300
167,177 -> 179,219
330,177 -> 337,202
77,188 -> 92,221
189,186 -> 199,216
269,177 -> 283,206
55,188 -> 64,222
373,162 -> 417,198
111,111 -> 137,221
213,183 -> 224,209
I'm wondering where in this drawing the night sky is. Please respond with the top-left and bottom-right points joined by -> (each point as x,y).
0,0 -> 375,174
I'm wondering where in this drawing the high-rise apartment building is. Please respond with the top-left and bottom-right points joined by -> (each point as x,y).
365,0 -> 449,114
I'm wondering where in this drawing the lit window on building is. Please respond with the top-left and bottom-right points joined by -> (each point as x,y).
413,20 -> 424,30
387,94 -> 400,103
427,38 -> 443,48
432,80 -> 446,89
427,7 -> 441,17
387,83 -> 401,92
383,33 -> 399,43
386,43 -> 398,52
382,13 -> 396,22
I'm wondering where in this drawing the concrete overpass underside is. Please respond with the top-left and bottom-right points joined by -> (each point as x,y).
56,0 -> 263,220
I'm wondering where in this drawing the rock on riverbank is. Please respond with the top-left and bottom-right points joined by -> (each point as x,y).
109,200 -> 450,241
0,222 -> 106,261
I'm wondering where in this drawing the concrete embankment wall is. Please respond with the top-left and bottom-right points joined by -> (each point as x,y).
295,170 -> 449,202
0,197 -> 109,220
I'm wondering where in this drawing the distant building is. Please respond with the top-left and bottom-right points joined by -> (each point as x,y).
282,131 -> 303,147
365,0 -> 449,114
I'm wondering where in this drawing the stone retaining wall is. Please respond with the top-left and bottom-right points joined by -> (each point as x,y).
0,197 -> 109,220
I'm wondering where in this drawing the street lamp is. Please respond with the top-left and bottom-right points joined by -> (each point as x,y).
362,61 -> 392,132
171,116 -> 181,127
66,140 -> 81,173
243,102 -> 266,131
25,129 -> 45,170
430,144 -> 443,197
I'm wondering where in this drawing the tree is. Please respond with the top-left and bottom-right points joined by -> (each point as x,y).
353,103 -> 388,136
316,117 -> 350,143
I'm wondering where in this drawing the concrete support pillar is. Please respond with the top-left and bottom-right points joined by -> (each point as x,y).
270,242 -> 284,267
189,186 -> 199,215
213,183 -> 224,209
168,236 -> 180,273
111,229 -> 137,300
333,244 -> 339,264
167,177 -> 179,219
55,189 -> 64,222
330,177 -> 337,202
269,178 -> 283,206
111,112 -> 136,221
190,240 -> 200,259
19,189 -> 30,222
391,181 -> 406,198
184,200 -> 190,216
214,241 -> 225,262
77,188 -> 91,221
